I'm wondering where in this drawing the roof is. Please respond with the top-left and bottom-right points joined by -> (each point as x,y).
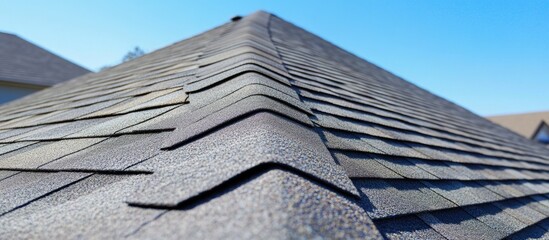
532,121 -> 549,143
1,11 -> 549,239
0,32 -> 90,86
489,111 -> 549,139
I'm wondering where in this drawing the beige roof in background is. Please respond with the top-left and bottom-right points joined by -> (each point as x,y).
488,111 -> 549,138
3,11 -> 549,239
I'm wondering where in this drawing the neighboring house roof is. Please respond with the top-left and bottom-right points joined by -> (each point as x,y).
532,121 -> 549,144
489,111 -> 549,139
0,32 -> 90,87
0,11 -> 549,239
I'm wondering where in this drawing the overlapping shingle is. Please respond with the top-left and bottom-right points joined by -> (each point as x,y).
269,11 -> 549,239
0,10 -> 548,239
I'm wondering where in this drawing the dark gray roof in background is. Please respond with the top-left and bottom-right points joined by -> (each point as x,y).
0,32 -> 90,86
0,11 -> 548,239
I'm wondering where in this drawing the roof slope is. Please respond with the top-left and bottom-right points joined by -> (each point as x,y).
0,32 -> 90,86
489,111 -> 549,139
0,11 -> 549,239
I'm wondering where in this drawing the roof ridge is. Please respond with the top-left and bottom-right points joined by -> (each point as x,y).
127,161 -> 357,209
264,12 -> 368,186
3,10 -> 549,239
125,11 -> 361,208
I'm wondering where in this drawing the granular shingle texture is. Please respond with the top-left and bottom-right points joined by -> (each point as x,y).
0,11 -> 549,239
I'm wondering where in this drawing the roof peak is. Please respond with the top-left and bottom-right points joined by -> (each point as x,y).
1,10 -> 549,239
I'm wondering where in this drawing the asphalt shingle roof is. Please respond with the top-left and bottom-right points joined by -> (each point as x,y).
0,11 -> 549,239
0,32 -> 90,86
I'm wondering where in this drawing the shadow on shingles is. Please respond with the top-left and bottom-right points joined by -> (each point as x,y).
128,162 -> 358,211
353,182 -> 380,216
507,218 -> 549,239
374,215 -> 435,236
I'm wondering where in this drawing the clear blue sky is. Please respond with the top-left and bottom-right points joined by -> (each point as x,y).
1,0 -> 547,116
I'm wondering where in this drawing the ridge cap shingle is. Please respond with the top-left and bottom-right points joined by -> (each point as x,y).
0,10 -> 548,239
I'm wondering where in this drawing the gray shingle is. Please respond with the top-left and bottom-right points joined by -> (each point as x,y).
0,138 -> 105,169
374,215 -> 446,240
507,225 -> 549,240
422,180 -> 504,206
0,170 -> 18,181
68,106 -> 176,138
354,179 -> 456,219
0,10 -> 548,239
0,32 -> 90,86
418,208 -> 507,240
130,170 -> 380,240
0,172 -> 89,214
129,112 -> 357,207
0,174 -> 165,239
463,203 -> 528,236
161,95 -> 313,149
493,199 -> 547,225
41,133 -> 166,170
0,141 -> 36,155
335,152 -> 402,179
